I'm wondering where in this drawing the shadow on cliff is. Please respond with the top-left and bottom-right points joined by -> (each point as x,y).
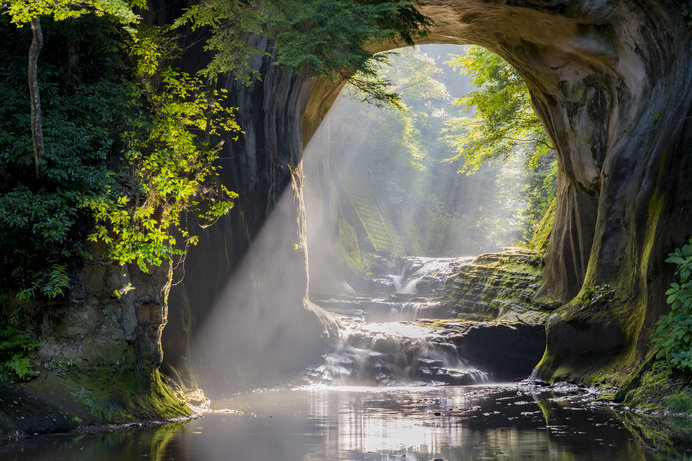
166,182 -> 331,397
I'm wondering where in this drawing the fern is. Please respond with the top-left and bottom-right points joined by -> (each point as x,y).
40,264 -> 70,298
0,327 -> 40,381
4,355 -> 40,380
16,265 -> 70,301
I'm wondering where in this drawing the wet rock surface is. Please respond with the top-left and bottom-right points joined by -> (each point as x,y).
310,250 -> 551,385
306,319 -> 489,386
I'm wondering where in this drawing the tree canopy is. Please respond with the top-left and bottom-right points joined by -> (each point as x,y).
178,0 -> 431,102
2,0 -> 142,27
443,46 -> 557,240
443,46 -> 553,174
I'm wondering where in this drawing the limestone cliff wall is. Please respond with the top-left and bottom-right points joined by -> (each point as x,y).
163,38 -> 337,393
31,254 -> 169,373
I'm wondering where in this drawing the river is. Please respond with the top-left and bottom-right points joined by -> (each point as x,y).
0,255 -> 688,460
0,384 -> 666,460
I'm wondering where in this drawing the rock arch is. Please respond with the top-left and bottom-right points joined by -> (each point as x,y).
166,0 -> 692,388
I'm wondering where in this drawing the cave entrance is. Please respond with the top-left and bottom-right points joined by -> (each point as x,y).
300,45 -> 550,384
164,0 -> 690,415
171,44 -> 552,395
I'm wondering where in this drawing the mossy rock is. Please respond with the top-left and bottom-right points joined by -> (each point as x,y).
55,368 -> 190,423
0,366 -> 190,436
615,358 -> 692,413
528,197 -> 556,255
440,247 -> 549,322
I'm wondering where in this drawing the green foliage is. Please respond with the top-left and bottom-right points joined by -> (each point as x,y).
86,25 -> 240,273
443,46 -> 552,173
664,390 -> 692,413
1,15 -> 239,297
329,47 -> 453,254
0,327 -> 40,380
2,0 -> 143,32
654,238 -> 692,371
177,0 -> 431,103
0,15 -> 140,296
443,46 -> 557,240
18,264 -> 70,301
617,358 -> 692,417
325,46 -> 530,255
578,284 -> 615,311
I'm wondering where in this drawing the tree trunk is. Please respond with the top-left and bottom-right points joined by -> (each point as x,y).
29,17 -> 44,180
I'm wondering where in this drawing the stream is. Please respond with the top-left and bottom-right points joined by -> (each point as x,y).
307,256 -> 488,387
0,385 -> 661,461
1,255 -> 689,459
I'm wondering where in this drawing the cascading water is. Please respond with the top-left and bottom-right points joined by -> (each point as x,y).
390,256 -> 463,295
308,254 -> 487,386
313,255 -> 475,322
308,319 -> 488,386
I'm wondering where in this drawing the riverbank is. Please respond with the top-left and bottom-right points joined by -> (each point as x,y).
0,368 -> 190,440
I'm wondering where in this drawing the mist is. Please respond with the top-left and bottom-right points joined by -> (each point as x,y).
185,45 -> 533,396
304,44 -> 530,292
184,179 -> 329,397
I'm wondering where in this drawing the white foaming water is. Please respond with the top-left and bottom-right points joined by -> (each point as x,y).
307,319 -> 488,387
390,256 -> 475,296
308,255 -> 487,387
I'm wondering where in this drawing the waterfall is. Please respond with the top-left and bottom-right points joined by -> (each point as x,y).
308,319 -> 488,386
307,254 -> 487,387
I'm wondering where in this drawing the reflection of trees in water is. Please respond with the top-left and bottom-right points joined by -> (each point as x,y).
4,388 -> 673,460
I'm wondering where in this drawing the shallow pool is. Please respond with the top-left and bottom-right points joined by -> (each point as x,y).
0,384 -> 678,460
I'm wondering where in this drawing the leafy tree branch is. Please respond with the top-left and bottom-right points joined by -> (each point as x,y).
442,45 -> 557,240
177,0 -> 431,103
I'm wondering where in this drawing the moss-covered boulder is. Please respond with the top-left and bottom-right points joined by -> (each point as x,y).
0,368 -> 190,437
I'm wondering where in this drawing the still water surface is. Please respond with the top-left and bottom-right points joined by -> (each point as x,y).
0,384 -> 663,460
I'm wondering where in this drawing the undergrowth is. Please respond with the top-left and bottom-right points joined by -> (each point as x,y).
0,327 -> 39,380
653,237 -> 692,371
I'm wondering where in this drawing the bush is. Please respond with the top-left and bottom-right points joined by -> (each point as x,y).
654,238 -> 692,371
0,327 -> 40,380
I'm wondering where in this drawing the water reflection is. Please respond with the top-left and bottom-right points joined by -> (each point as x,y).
0,385 -> 670,460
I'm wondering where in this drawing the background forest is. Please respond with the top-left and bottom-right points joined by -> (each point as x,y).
305,45 -> 556,265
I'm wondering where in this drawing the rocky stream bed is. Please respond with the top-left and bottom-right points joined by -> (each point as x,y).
307,248 -> 552,386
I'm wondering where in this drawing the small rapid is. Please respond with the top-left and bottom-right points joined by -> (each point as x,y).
307,319 -> 488,386
314,255 -> 474,322
308,255 -> 486,387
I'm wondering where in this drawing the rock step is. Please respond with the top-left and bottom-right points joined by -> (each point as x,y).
439,249 -> 552,319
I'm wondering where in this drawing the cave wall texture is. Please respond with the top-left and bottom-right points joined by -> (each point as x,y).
164,0 -> 692,388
